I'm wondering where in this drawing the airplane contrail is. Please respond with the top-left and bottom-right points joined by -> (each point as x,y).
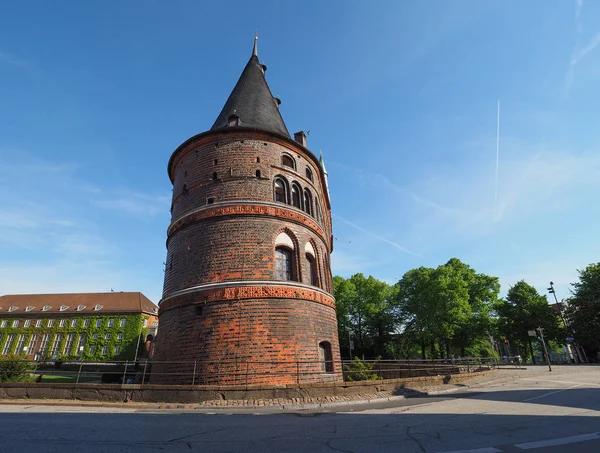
494,100 -> 500,223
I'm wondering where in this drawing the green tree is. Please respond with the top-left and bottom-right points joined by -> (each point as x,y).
396,266 -> 437,358
396,259 -> 499,358
495,280 -> 562,361
565,263 -> 600,359
333,274 -> 397,358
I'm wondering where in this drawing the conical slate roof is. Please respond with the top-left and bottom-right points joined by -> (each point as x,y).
211,39 -> 290,137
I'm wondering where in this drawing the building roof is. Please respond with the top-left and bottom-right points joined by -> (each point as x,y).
210,38 -> 290,137
0,292 -> 158,316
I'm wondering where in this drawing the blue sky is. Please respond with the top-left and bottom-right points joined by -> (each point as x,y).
1,1 -> 599,304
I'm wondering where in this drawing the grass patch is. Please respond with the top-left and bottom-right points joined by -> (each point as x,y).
39,374 -> 100,383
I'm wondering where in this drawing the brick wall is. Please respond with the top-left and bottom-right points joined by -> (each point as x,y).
153,129 -> 341,384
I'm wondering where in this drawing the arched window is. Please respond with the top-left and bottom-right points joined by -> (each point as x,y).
305,167 -> 313,181
306,253 -> 319,287
314,199 -> 320,222
303,189 -> 313,217
274,178 -> 288,203
291,183 -> 302,209
305,242 -> 319,287
275,247 -> 294,281
281,154 -> 295,170
319,341 -> 334,373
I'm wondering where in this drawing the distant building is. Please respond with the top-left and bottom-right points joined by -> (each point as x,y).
0,292 -> 158,361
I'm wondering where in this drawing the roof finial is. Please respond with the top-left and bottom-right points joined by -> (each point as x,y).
252,34 -> 258,57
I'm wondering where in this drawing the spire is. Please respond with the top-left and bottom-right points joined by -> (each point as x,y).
319,151 -> 328,175
210,38 -> 290,137
319,151 -> 330,199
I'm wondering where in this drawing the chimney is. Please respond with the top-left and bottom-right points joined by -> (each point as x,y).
294,131 -> 307,147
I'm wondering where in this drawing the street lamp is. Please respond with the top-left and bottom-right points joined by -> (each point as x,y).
548,281 -> 583,364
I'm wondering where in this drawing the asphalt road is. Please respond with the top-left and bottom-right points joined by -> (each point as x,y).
0,365 -> 599,453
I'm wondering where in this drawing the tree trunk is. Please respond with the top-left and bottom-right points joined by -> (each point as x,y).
421,339 -> 426,359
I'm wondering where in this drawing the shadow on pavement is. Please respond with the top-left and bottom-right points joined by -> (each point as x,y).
0,409 -> 599,453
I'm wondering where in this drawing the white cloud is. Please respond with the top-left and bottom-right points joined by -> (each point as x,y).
331,249 -> 377,275
0,153 -> 164,297
93,192 -> 170,217
0,260 -> 124,296
333,214 -> 420,257
0,51 -> 27,67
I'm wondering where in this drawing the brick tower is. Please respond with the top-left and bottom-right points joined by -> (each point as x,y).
151,38 -> 341,385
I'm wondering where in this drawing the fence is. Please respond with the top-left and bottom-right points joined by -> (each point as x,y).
0,356 -> 504,386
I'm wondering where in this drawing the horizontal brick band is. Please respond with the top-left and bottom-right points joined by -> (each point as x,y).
159,283 -> 336,315
168,203 -> 325,240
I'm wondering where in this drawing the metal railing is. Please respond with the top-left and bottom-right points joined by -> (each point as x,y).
0,357 -> 502,386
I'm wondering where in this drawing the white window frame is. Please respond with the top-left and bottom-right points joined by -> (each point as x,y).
2,334 -> 16,355
15,334 -> 27,353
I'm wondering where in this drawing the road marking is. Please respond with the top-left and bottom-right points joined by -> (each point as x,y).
439,447 -> 502,453
515,432 -> 600,449
521,378 -> 600,386
522,384 -> 583,402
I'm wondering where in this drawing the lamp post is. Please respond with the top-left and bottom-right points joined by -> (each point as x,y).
548,281 -> 582,363
537,327 -> 552,372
